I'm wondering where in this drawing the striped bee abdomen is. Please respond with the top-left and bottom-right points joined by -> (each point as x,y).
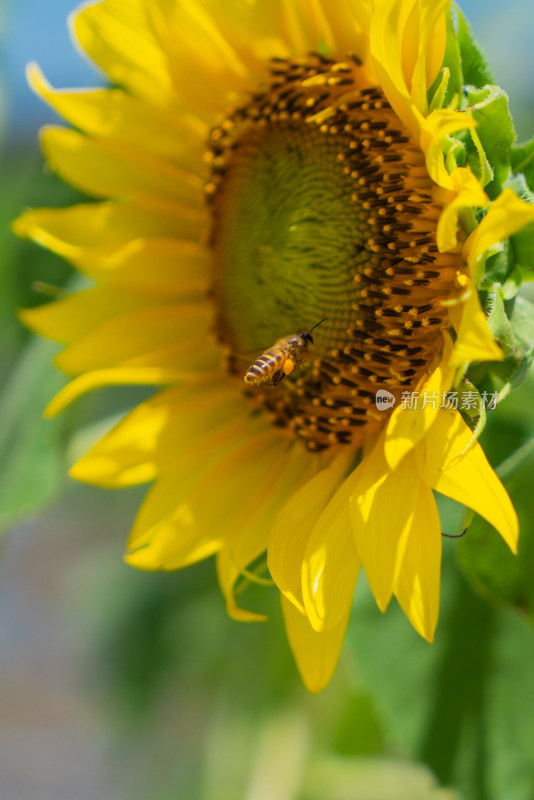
244,346 -> 286,385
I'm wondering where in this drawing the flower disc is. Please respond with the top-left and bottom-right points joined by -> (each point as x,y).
208,55 -> 459,450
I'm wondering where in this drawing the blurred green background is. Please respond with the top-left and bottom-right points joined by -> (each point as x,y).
1,2 -> 534,798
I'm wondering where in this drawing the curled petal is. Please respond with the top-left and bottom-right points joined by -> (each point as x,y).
464,189 -> 534,283
424,408 -> 518,553
448,277 -> 503,367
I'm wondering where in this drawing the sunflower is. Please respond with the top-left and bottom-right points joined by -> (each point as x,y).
14,0 -> 534,691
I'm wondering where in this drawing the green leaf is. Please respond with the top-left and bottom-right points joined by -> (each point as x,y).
464,86 -> 516,195
0,336 -> 67,532
458,436 -> 534,613
301,756 -> 460,800
332,693 -> 384,756
455,5 -> 494,88
347,563 -> 534,800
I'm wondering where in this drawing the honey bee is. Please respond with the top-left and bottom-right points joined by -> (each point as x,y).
244,318 -> 326,387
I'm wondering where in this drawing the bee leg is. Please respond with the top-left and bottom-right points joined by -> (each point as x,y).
271,370 -> 285,387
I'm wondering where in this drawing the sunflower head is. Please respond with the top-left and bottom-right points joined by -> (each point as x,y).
13,0 -> 534,692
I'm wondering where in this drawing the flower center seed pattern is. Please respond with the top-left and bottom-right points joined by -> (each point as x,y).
207,55 -> 460,451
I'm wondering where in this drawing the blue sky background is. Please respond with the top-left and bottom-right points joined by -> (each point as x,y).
2,0 -> 534,148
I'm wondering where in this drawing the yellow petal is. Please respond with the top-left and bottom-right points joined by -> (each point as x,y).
394,478 -> 441,641
217,444 -> 317,623
273,0 -> 327,55
350,433 -> 420,611
27,63 -> 207,170
463,188 -> 534,283
52,303 -> 213,373
72,0 -> 176,104
369,0 -> 449,139
44,367 -> 183,417
19,287 -> 147,345
369,0 -> 422,137
53,239 -> 211,302
41,127 -> 203,208
346,0 -> 372,63
70,381 -> 241,487
268,449 -> 352,613
71,239 -> 209,298
125,511 -> 221,572
216,550 -> 269,623
126,431 -> 288,570
13,202 -> 204,253
147,0 -> 255,115
437,167 -> 489,252
60,334 -> 219,381
420,108 -> 477,189
281,595 -> 350,693
168,0 -> 290,79
303,524 -> 359,634
302,456 -> 360,632
423,407 -> 518,552
13,204 -> 207,296
384,332 -> 455,469
405,0 -> 448,112
125,426 -> 274,557
448,278 -> 503,367
127,413 -> 262,524
314,0 -> 365,56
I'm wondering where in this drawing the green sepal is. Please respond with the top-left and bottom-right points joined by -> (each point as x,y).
503,173 -> 534,283
486,286 -> 517,355
432,4 -> 495,108
482,242 -> 534,296
443,135 -> 467,172
468,124 -> 493,188
454,4 -> 495,88
429,67 -> 451,114
429,8 -> 463,109
455,379 -> 488,443
468,289 -> 534,401
504,295 -> 534,382
480,247 -> 509,289
511,137 -> 534,192
506,172 -> 534,204
464,85 -> 516,196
